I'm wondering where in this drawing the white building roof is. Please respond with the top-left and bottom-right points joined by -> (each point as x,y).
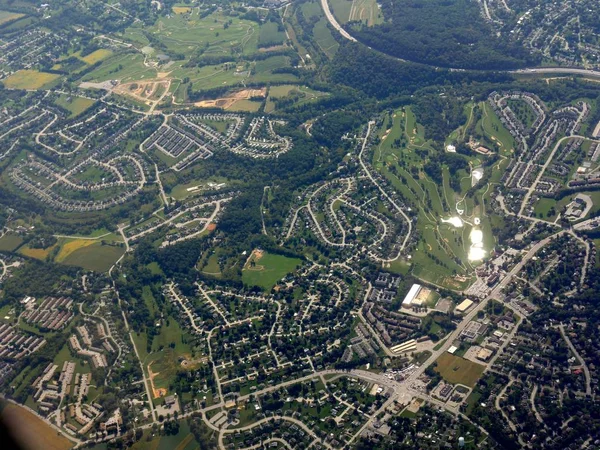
402,284 -> 422,306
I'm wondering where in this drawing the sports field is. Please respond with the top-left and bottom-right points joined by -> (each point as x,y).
2,70 -> 60,90
434,353 -> 485,387
0,402 -> 73,450
242,249 -> 302,290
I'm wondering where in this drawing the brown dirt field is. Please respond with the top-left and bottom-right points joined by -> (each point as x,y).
193,88 -> 267,110
259,44 -> 288,53
148,362 -> 167,398
206,223 -> 217,231
0,403 -> 73,450
114,80 -> 170,104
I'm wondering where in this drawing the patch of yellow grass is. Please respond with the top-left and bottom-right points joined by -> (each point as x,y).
0,11 -> 24,25
19,244 -> 57,260
80,49 -> 112,65
2,70 -> 60,90
55,239 -> 96,262
172,6 -> 192,14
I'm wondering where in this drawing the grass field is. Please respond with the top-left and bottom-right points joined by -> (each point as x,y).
54,95 -> 95,117
19,243 -> 57,260
259,21 -> 287,47
265,84 -> 328,112
0,233 -> 23,251
0,402 -> 73,450
434,353 -> 485,387
0,10 -> 24,25
172,6 -> 192,14
329,0 -> 353,23
131,419 -> 200,450
144,319 -> 194,397
61,243 -> 125,272
478,102 -> 515,155
242,250 -> 302,290
2,70 -> 60,89
80,49 -> 112,65
55,239 -> 96,262
330,0 -> 382,25
313,17 -> 339,57
228,99 -> 262,112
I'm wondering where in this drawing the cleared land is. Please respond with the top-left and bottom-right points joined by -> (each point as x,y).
61,243 -> 125,272
0,402 -> 73,450
0,10 -> 24,25
0,233 -> 23,252
19,244 -> 57,260
330,0 -> 382,26
434,353 -> 485,387
54,95 -> 95,117
80,49 -> 112,65
242,250 -> 302,290
2,70 -> 60,89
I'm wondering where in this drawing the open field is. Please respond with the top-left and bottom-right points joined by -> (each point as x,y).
477,102 -> 515,155
330,0 -> 382,26
265,84 -> 328,112
172,6 -> 192,14
61,243 -> 125,272
258,21 -> 287,47
18,243 -> 57,260
242,250 -> 302,290
192,87 -> 266,110
80,9 -> 302,97
145,319 -> 193,397
434,353 -> 485,387
330,0 -> 353,23
0,233 -> 23,252
228,99 -> 262,112
300,1 -> 339,58
0,402 -> 73,450
0,10 -> 24,25
55,239 -> 96,262
54,95 -> 95,117
2,70 -> 60,90
80,49 -> 112,65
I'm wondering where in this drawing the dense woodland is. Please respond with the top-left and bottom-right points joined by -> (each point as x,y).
348,0 -> 538,70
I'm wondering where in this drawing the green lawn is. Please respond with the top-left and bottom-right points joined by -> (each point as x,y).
54,94 -> 95,117
242,252 -> 302,290
434,353 -> 485,387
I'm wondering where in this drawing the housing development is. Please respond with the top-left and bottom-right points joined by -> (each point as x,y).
0,0 -> 600,449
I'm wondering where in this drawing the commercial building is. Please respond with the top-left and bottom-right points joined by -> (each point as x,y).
402,284 -> 422,307
455,299 -> 474,313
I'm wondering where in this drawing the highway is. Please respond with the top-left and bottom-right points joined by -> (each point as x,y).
319,0 -> 600,80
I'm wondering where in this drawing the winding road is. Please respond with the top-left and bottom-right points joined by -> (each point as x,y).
319,0 -> 600,80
